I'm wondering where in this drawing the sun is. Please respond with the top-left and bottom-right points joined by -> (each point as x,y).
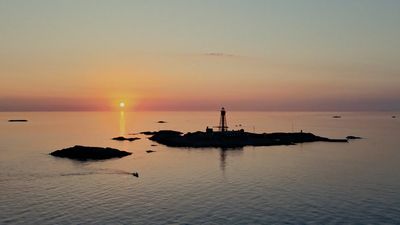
119,101 -> 125,108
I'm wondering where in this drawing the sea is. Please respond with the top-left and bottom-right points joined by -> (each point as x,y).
0,111 -> 399,224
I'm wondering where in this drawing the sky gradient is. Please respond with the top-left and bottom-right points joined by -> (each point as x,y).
1,0 -> 400,111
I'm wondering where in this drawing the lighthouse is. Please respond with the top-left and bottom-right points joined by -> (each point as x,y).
218,107 -> 228,132
205,107 -> 229,133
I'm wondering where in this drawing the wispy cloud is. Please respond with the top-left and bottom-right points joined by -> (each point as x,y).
203,52 -> 238,57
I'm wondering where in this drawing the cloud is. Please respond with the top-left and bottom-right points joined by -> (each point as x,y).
203,52 -> 237,57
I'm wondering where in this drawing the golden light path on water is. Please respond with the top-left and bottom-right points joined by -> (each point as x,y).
119,111 -> 126,136
119,101 -> 126,136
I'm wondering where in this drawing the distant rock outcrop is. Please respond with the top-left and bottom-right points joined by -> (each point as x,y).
148,130 -> 348,148
112,136 -> 140,142
50,145 -> 131,160
146,150 -> 156,153
346,136 -> 362,140
8,119 -> 28,122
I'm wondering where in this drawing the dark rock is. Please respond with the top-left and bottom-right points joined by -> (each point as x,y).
50,145 -> 131,160
132,172 -> 139,177
332,116 -> 341,118
346,136 -> 362,140
8,119 -> 28,122
392,116 -> 396,118
112,136 -> 140,141
157,120 -> 167,123
148,130 -> 348,148
146,150 -> 156,153
140,131 -> 157,135
141,130 -> 181,136
151,144 -> 157,146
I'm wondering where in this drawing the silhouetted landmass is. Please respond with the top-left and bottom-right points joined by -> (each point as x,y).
332,116 -> 341,118
112,136 -> 140,141
147,130 -> 348,148
157,120 -> 167,123
146,150 -> 156,153
8,119 -> 28,122
50,145 -> 131,160
346,136 -> 362,140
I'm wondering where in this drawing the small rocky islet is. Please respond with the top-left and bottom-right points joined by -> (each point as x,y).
346,136 -> 362,140
50,145 -> 131,161
112,136 -> 140,141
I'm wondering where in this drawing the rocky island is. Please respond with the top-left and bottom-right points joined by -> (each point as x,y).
146,130 -> 347,148
50,145 -> 131,160
142,108 -> 349,148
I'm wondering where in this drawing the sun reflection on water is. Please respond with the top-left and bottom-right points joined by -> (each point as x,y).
119,110 -> 125,136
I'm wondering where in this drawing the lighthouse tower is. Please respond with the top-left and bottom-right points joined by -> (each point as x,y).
218,107 -> 228,132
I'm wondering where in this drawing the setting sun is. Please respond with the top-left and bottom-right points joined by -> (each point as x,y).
119,101 -> 125,108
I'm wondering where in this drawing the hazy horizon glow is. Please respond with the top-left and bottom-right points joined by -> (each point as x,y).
1,0 -> 400,111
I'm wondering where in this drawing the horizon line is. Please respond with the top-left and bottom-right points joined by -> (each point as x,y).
1,109 -> 399,113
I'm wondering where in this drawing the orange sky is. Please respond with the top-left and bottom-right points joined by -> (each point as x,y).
1,1 -> 399,111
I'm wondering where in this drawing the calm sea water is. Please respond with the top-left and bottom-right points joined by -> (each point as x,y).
0,111 -> 399,224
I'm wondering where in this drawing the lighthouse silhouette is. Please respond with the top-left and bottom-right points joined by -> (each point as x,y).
218,107 -> 228,132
